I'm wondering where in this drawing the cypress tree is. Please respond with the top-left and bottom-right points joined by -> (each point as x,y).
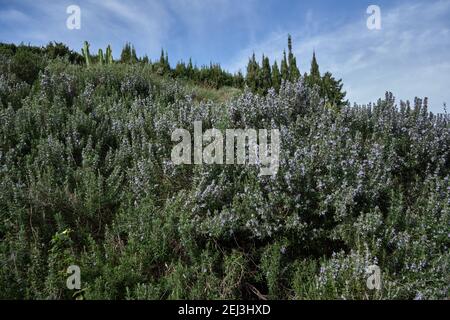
287,35 -> 300,81
246,53 -> 259,92
175,61 -> 187,78
288,34 -> 294,67
165,52 -> 170,69
120,43 -> 131,64
187,58 -> 194,78
272,61 -> 281,92
289,56 -> 301,81
306,51 -> 321,91
120,43 -> 136,64
321,71 -> 347,108
234,71 -> 245,88
131,46 -> 137,63
281,50 -> 289,81
158,49 -> 170,74
261,55 -> 272,93
310,51 -> 320,80
160,49 -> 165,65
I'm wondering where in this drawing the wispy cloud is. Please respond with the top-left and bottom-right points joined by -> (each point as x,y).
0,8 -> 30,24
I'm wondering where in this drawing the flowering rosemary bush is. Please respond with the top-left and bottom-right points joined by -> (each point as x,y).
0,58 -> 448,300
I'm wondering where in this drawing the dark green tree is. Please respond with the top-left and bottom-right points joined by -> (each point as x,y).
289,56 -> 301,81
287,35 -> 300,81
321,71 -> 347,108
174,61 -> 187,78
272,61 -> 281,92
132,46 -> 137,62
234,71 -> 245,88
281,50 -> 289,81
260,55 -> 272,93
120,43 -> 131,63
160,49 -> 165,65
246,53 -> 260,92
120,43 -> 137,64
157,49 -> 171,75
307,51 -> 321,88
187,58 -> 194,78
310,51 -> 320,79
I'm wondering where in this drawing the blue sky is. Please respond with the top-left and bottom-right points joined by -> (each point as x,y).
1,0 -> 449,113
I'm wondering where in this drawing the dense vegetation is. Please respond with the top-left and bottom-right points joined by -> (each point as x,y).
0,39 -> 449,300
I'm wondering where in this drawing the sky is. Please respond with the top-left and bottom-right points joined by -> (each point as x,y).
0,0 -> 449,113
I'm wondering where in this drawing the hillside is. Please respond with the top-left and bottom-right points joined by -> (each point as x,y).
0,42 -> 449,300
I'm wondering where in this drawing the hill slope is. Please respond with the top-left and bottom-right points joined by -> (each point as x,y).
0,51 -> 449,300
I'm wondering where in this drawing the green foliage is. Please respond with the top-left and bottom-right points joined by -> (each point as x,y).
287,34 -> 301,81
82,41 -> 91,67
306,52 -> 347,108
157,49 -> 170,74
271,61 -> 281,93
120,43 -> 138,64
106,45 -> 113,65
98,49 -> 104,66
45,42 -> 82,64
260,242 -> 287,299
321,71 -> 347,107
281,50 -> 289,81
309,51 -> 320,83
246,53 -> 260,93
10,48 -> 42,84
44,229 -> 77,299
174,61 -> 239,90
260,55 -> 272,94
